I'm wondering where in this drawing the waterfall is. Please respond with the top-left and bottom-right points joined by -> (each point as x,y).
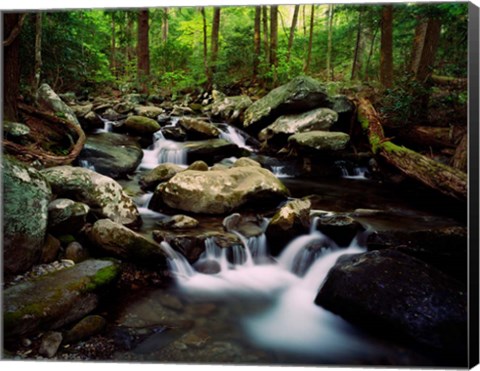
95,116 -> 115,133
271,166 -> 293,178
218,124 -> 253,151
140,130 -> 188,169
160,241 -> 195,278
79,159 -> 96,171
335,160 -> 369,180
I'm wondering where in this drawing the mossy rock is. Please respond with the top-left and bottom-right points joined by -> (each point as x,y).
36,83 -> 80,126
139,163 -> 184,191
211,95 -> 252,124
48,198 -> 90,235
3,259 -> 120,338
124,115 -> 161,135
184,139 -> 247,165
288,131 -> 350,154
178,117 -> 221,140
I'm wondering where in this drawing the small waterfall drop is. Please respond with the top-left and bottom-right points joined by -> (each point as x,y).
218,124 -> 253,151
140,130 -> 188,169
335,160 -> 370,180
78,159 -> 96,171
95,116 -> 115,133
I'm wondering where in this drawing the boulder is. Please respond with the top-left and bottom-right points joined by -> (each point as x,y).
233,157 -> 262,168
3,156 -> 52,275
39,332 -> 63,358
315,249 -> 467,353
88,219 -> 167,265
77,133 -> 144,179
184,139 -> 247,165
211,95 -> 252,124
243,76 -> 329,132
187,160 -> 209,171
288,131 -> 350,154
161,126 -> 187,141
36,83 -> 80,126
153,167 -> 289,214
3,259 -> 120,338
139,163 -> 184,191
327,95 -> 356,132
266,199 -> 311,255
124,115 -> 161,136
156,215 -> 200,229
65,241 -> 90,263
70,103 -> 94,118
258,108 -> 338,147
3,121 -> 30,138
178,118 -> 220,140
48,198 -> 90,235
312,213 -> 364,246
133,105 -> 164,118
41,166 -> 141,226
63,315 -> 106,344
40,234 -> 62,264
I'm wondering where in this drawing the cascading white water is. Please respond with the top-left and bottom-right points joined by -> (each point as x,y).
271,165 -> 293,178
219,125 -> 253,151
335,160 -> 369,180
140,130 -> 188,169
95,116 -> 115,133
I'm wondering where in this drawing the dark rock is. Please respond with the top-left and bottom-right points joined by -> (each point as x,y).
327,95 -> 356,132
193,260 -> 222,274
161,126 -> 187,141
63,315 -> 106,344
178,117 -> 220,140
40,234 -> 62,264
315,249 -> 467,354
211,94 -> 252,124
313,213 -> 364,246
39,331 -> 63,358
124,115 -> 161,135
48,198 -> 89,235
65,241 -> 90,263
184,139 -> 247,165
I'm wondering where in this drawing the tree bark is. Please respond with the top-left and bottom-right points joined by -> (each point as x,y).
270,5 -> 279,85
33,12 -> 43,92
451,133 -> 467,173
253,6 -> 261,80
326,5 -> 334,80
351,8 -> 364,80
110,12 -> 116,77
357,97 -> 467,202
200,7 -> 209,79
208,7 -> 221,88
302,5 -> 307,36
410,18 -> 442,82
286,5 -> 300,63
380,5 -> 393,88
365,26 -> 379,81
137,10 -> 150,94
162,8 -> 169,45
262,6 -> 270,65
303,5 -> 315,73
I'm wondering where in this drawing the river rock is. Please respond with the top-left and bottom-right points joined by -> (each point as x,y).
4,156 -> 52,275
156,215 -> 200,229
211,95 -> 252,124
178,118 -> 220,140
3,259 -> 120,338
48,198 -> 90,235
39,331 -> 63,358
184,139 -> 246,165
313,213 -> 364,246
65,241 -> 90,263
63,315 -> 106,344
327,95 -> 356,131
315,249 -> 467,353
124,115 -> 161,136
41,166 -> 141,226
233,157 -> 262,168
258,108 -> 338,147
266,198 -> 311,255
243,76 -> 329,133
83,111 -> 104,131
288,131 -> 350,154
36,83 -> 80,126
124,93 -> 145,106
77,133 -> 143,179
139,163 -> 184,191
102,108 -> 122,121
88,219 -> 167,266
3,121 -> 30,138
223,213 -> 264,237
133,105 -> 164,118
161,126 -> 187,141
40,234 -> 62,264
70,103 -> 94,118
187,160 -> 209,171
154,167 -> 289,214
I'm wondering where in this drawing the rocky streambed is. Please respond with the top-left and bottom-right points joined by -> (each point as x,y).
2,77 -> 468,366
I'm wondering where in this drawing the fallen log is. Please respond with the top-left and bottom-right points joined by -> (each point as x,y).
396,125 -> 465,150
357,97 -> 467,202
3,103 -> 86,167
451,132 -> 468,173
430,74 -> 467,89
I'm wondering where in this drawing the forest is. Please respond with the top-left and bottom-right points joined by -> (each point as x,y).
2,1 -> 474,367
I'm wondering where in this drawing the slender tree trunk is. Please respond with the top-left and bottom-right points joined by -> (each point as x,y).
327,5 -> 334,80
137,9 -> 150,94
286,5 -> 300,63
200,7 -> 208,79
3,13 -> 25,121
303,5 -> 315,73
162,8 -> 169,45
262,6 -> 269,65
270,5 -> 278,84
208,7 -> 221,88
351,9 -> 364,80
302,5 -> 307,36
253,6 -> 261,80
380,5 -> 393,88
111,12 -> 116,77
33,12 -> 43,92
365,26 -> 379,81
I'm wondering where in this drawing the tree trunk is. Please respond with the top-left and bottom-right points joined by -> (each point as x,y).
410,18 -> 442,82
380,5 -> 393,88
253,6 -> 261,80
326,5 -> 334,80
110,12 -> 116,77
3,13 -> 25,121
137,9 -> 150,94
286,5 -> 300,63
33,12 -> 43,92
365,26 -> 379,81
200,7 -> 209,79
451,133 -> 468,173
351,8 -> 364,80
209,7 -> 221,88
270,5 -> 279,85
357,97 -> 467,202
303,5 -> 315,73
126,13 -> 134,65
262,6 -> 269,65
302,5 -> 307,36
162,8 -> 169,45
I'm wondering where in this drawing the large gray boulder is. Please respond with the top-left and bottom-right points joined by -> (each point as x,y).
178,118 -> 221,140
36,83 -> 80,126
288,131 -> 350,154
41,166 -> 141,226
77,133 -> 143,179
243,76 -> 329,132
3,156 -> 52,275
3,259 -> 120,338
211,94 -> 253,124
153,166 -> 289,214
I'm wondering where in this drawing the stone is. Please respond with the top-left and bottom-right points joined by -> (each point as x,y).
222,213 -> 264,237
40,234 -> 62,264
187,161 -> 209,171
124,115 -> 161,136
211,95 -> 252,124
161,126 -> 187,141
288,131 -> 350,154
48,198 -> 90,235
243,76 -> 329,132
70,103 -> 93,118
184,139 -> 247,165
193,260 -> 221,274
133,105 -> 165,118
313,214 -> 364,246
233,157 -> 262,168
3,156 -> 52,275
3,121 -> 30,137
178,118 -> 220,140
113,101 -> 135,114
327,94 -> 356,131
266,199 -> 311,255
3,259 -> 120,338
139,163 -> 184,191
63,315 -> 106,344
36,83 -> 80,126
77,133 -> 144,179
124,93 -> 145,106
315,249 -> 467,353
102,108 -> 122,121
154,167 -> 289,214
41,166 -> 141,226
65,241 -> 90,263
83,111 -> 104,130
39,331 -> 63,358
88,219 -> 167,265
156,215 -> 200,230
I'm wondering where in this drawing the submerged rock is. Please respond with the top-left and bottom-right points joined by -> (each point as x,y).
139,163 -> 184,191
36,83 -> 80,126
124,115 -> 161,136
3,156 -> 52,275
315,249 -> 467,353
3,259 -> 120,338
178,117 -> 220,140
288,131 -> 350,154
41,166 -> 141,226
211,94 -> 252,124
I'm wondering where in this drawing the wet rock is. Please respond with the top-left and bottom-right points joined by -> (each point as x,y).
77,133 -> 144,179
211,94 -> 252,124
288,131 -> 350,154
139,163 -> 184,191
178,117 -> 220,140
313,213 -> 364,246
41,166 -> 141,226
223,213 -> 264,237
243,76 -> 329,133
154,167 -> 289,214
184,139 -> 246,165
101,108 -> 121,121
315,249 -> 467,353
156,215 -> 199,230
4,259 -> 120,338
88,219 -> 167,266
39,331 -> 63,358
36,83 -> 80,126
4,156 -> 52,275
133,105 -> 164,118
187,160 -> 209,171
48,198 -> 90,235
233,157 -> 261,168
327,95 -> 356,132
40,234 -> 62,264
65,241 -> 89,263
258,108 -> 338,147
63,315 -> 106,344
266,198 -> 311,255
124,115 -> 161,136
70,103 -> 93,118
161,126 -> 187,141
193,260 -> 221,274
3,121 -> 30,138
83,111 -> 104,130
